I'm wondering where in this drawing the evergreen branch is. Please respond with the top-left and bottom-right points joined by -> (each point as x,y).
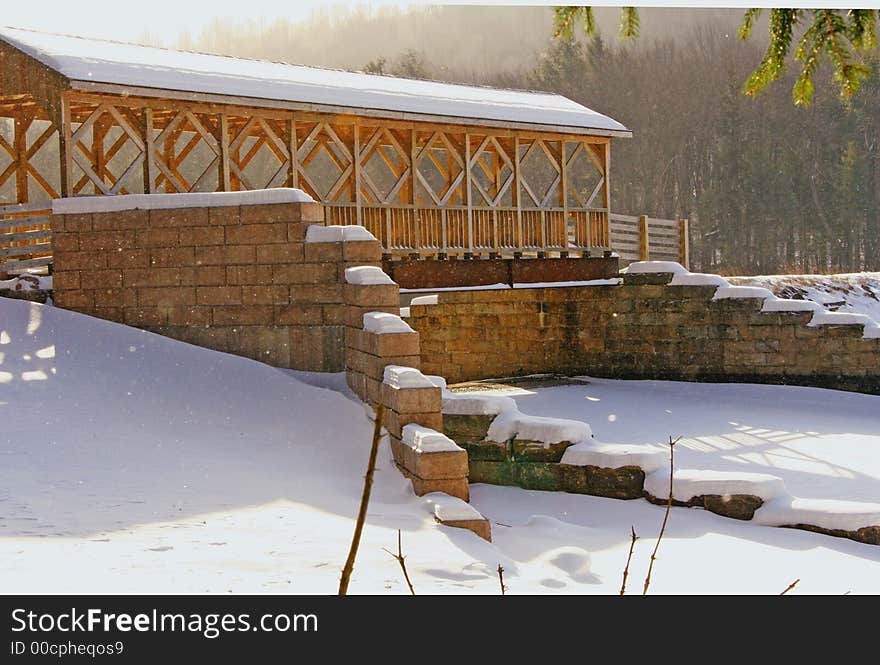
553,6 -> 581,40
620,7 -> 640,40
847,9 -> 877,50
738,8 -> 762,41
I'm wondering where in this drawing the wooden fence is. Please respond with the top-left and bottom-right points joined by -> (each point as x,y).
0,202 -> 53,275
609,213 -> 689,269
326,203 -> 610,257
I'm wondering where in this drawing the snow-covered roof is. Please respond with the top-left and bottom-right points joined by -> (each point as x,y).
0,26 -> 630,137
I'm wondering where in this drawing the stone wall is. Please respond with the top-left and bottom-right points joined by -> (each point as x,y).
408,270 -> 880,393
50,201 -> 382,371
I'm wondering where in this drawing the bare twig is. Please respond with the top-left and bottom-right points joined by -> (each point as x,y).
338,405 -> 385,595
643,435 -> 681,595
383,529 -> 415,595
780,579 -> 800,595
620,526 -> 639,595
497,564 -> 507,595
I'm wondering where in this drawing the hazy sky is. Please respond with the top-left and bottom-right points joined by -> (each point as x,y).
2,1 -> 859,44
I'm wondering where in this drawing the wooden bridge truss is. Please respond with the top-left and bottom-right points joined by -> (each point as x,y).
0,88 -> 613,257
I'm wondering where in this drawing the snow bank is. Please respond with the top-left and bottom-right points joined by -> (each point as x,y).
669,272 -> 729,287
808,310 -> 876,328
487,409 -> 592,445
561,440 -> 668,473
305,224 -> 376,243
401,424 -> 463,453
51,188 -> 312,214
644,468 -> 788,503
345,266 -> 396,286
755,496 -> 880,533
424,492 -> 484,522
363,312 -> 414,335
0,274 -> 52,291
712,285 -> 776,301
621,261 -> 688,275
730,272 -> 880,322
761,298 -> 822,313
512,278 -> 622,289
425,375 -> 447,389
409,295 -> 438,306
627,263 -> 880,339
441,392 -> 518,416
401,279 -> 622,294
383,365 -> 435,390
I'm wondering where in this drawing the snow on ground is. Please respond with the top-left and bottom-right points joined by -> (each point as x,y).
497,378 -> 880,504
730,272 -> 880,322
2,298 -> 879,594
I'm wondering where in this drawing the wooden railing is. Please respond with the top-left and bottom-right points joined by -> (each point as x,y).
325,203 -> 611,257
0,203 -> 53,274
609,213 -> 689,269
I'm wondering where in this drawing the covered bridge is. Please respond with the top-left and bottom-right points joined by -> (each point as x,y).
0,26 -> 634,262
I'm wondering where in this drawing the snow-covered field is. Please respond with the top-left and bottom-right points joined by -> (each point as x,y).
2,297 -> 879,595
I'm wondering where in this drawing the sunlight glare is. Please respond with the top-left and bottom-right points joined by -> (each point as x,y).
36,345 -> 56,359
22,370 -> 47,381
26,303 -> 42,335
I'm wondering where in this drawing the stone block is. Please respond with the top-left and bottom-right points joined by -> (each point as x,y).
455,437 -> 509,462
224,223 -> 286,245
197,286 -> 242,306
384,410 -> 444,440
303,241 -> 343,263
403,447 -> 468,480
511,438 -> 577,463
381,384 -> 441,415
436,517 -> 491,542
559,464 -> 646,499
442,414 -> 496,440
342,241 -> 382,263
701,494 -> 763,520
368,331 -> 420,358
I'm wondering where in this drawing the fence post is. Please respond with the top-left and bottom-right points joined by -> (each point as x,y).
638,214 -> 649,261
679,218 -> 690,269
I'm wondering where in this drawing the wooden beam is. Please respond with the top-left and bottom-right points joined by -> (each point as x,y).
14,113 -> 33,203
465,132 -> 473,255
219,113 -> 231,191
287,113 -> 298,190
144,107 -> 157,193
354,121 -> 362,225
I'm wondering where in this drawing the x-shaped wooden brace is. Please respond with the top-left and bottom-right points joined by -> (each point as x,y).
295,122 -> 352,202
358,126 -> 411,205
228,116 -> 290,191
414,131 -> 466,206
468,135 -> 514,207
0,130 -> 18,189
565,142 -> 606,208
70,103 -> 145,195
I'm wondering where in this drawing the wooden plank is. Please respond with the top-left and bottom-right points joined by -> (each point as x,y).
353,122 -> 362,225
679,218 -> 690,270
0,243 -> 52,258
0,228 -> 52,242
0,256 -> 53,271
14,113 -> 33,203
287,114 -> 298,189
638,214 -> 649,261
465,133 -> 473,254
